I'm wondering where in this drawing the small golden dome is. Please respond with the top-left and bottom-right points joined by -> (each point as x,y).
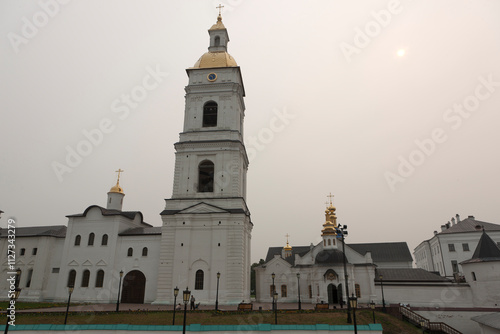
284,241 -> 292,251
209,15 -> 226,31
192,51 -> 237,68
109,181 -> 124,194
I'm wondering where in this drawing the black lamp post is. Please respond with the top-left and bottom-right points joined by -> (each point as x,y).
182,287 -> 191,334
349,293 -> 358,334
296,273 -> 301,310
336,225 -> 352,323
4,287 -> 21,334
273,292 -> 278,325
116,270 -> 124,312
173,286 -> 179,325
64,285 -> 74,325
379,274 -> 386,312
271,273 -> 275,312
215,272 -> 220,311
370,300 -> 376,323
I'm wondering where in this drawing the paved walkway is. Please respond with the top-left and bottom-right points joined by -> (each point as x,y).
20,302 -> 353,313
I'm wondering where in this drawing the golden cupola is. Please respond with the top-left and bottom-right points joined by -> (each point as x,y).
192,13 -> 237,69
283,234 -> 293,258
107,169 -> 125,211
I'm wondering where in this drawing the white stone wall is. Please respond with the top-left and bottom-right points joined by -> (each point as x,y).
374,283 -> 473,308
461,261 -> 500,307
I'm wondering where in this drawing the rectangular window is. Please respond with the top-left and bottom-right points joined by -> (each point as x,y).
308,285 -> 312,298
26,269 -> 33,288
32,248 -> 38,255
448,244 -> 455,252
270,285 -> 274,297
20,248 -> 25,256
472,272 -> 477,281
355,284 -> 361,298
52,268 -> 60,273
462,243 -> 469,251
451,260 -> 459,273
281,285 -> 287,298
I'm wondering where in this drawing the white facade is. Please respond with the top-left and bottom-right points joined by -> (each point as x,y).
414,215 -> 500,279
0,15 -> 252,304
155,14 -> 252,305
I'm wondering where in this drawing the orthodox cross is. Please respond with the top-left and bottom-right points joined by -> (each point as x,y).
216,4 -> 224,15
327,193 -> 334,205
115,169 -> 124,182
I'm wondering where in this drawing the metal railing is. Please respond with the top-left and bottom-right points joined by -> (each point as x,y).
399,306 -> 462,334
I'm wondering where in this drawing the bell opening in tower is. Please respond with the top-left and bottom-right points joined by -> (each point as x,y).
203,101 -> 218,127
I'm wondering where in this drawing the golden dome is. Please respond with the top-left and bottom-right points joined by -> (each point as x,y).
209,15 -> 226,31
321,221 -> 337,236
284,241 -> 292,251
109,181 -> 124,194
192,51 -> 237,69
109,169 -> 125,194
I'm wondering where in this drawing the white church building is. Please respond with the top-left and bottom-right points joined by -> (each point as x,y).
0,13 -> 251,305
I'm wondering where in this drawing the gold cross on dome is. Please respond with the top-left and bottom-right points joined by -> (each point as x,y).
216,4 -> 224,15
115,169 -> 124,182
327,193 -> 334,205
285,233 -> 290,243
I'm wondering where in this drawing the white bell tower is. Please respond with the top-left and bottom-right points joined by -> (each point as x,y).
155,12 -> 252,305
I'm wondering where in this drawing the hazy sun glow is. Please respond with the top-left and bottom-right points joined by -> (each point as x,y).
397,49 -> 406,57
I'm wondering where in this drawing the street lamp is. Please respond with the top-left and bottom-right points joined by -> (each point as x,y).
336,224 -> 351,323
370,300 -> 376,323
349,294 -> 358,334
116,270 -> 124,312
215,272 -> 220,311
4,288 -> 21,334
271,273 -> 275,312
182,287 -> 191,334
273,292 -> 278,325
64,285 -> 74,325
296,273 -> 301,310
379,274 -> 386,312
173,286 -> 179,325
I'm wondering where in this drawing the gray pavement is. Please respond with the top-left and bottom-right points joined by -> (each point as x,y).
20,302 -> 354,313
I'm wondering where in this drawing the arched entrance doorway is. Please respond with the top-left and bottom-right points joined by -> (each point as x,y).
327,284 -> 338,304
121,270 -> 146,303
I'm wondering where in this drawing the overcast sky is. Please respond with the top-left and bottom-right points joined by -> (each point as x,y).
1,0 -> 500,263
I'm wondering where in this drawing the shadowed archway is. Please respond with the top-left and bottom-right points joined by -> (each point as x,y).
121,270 -> 146,303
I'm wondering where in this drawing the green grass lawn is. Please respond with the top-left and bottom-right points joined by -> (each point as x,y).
15,309 -> 422,334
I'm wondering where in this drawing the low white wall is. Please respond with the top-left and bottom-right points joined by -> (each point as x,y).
375,284 -> 473,307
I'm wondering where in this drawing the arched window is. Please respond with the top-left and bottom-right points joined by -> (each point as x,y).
75,235 -> 81,246
214,35 -> 220,46
195,270 -> 204,290
95,270 -> 104,288
281,285 -> 287,297
81,270 -> 90,287
142,247 -> 148,257
355,284 -> 361,298
67,270 -> 76,287
127,247 -> 133,257
198,160 -> 214,192
328,239 -> 331,245
88,233 -> 95,246
202,101 -> 218,127
101,234 -> 108,246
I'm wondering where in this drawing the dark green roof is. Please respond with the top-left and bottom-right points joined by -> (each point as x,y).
0,225 -> 66,238
349,242 -> 413,263
376,268 -> 450,282
461,231 -> 500,264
